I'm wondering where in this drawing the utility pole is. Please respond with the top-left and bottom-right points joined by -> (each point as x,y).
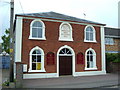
9,0 -> 14,82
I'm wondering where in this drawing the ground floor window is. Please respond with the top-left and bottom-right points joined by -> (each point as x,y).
32,49 -> 41,70
85,48 -> 97,70
29,46 -> 46,72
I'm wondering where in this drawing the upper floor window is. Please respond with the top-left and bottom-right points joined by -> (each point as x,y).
85,48 -> 97,70
29,46 -> 46,72
59,22 -> 73,41
29,20 -> 46,40
84,25 -> 96,42
105,38 -> 114,45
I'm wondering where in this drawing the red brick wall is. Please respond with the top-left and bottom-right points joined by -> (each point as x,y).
22,18 -> 102,74
106,39 -> 120,52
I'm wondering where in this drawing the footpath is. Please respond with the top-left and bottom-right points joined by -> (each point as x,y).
22,73 -> 119,88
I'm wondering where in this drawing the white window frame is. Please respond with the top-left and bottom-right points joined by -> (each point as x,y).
84,25 -> 96,42
105,38 -> 114,45
59,22 -> 73,41
28,46 -> 46,72
29,19 -> 46,40
85,48 -> 97,70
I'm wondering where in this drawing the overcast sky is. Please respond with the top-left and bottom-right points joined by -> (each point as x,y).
0,0 -> 119,42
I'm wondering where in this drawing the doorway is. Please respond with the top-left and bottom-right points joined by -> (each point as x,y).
59,56 -> 72,76
58,47 -> 73,76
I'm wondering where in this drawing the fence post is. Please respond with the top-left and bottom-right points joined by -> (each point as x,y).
15,62 -> 23,88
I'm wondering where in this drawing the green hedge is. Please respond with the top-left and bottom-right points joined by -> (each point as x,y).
106,53 -> 120,63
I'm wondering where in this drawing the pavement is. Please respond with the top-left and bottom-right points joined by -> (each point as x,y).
22,73 -> 120,88
1,69 -> 10,89
1,69 -> 120,89
1,69 -> 10,83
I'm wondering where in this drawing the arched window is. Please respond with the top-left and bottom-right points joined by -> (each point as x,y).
29,46 -> 46,72
47,52 -> 55,65
59,48 -> 72,56
84,25 -> 96,42
29,20 -> 46,40
85,48 -> 97,70
59,22 -> 73,41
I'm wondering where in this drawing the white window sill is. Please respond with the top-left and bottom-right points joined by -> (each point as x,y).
84,67 -> 97,70
59,38 -> 73,42
84,40 -> 97,43
29,36 -> 46,40
28,69 -> 46,72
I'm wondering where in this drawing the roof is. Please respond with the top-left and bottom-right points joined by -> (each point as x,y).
105,27 -> 120,38
16,11 -> 105,26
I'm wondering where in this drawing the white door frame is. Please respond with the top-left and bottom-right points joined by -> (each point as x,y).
57,45 -> 75,77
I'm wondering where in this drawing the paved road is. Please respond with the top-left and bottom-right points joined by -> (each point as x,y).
23,73 -> 119,88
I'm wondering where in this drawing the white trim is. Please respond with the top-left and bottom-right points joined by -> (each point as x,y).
23,64 -> 27,72
84,40 -> 97,43
100,26 -> 106,73
59,22 -> 73,41
14,62 -> 16,79
84,48 -> 97,70
84,25 -> 96,42
57,45 -> 75,77
59,39 -> 73,42
84,67 -> 97,70
21,16 -> 103,27
74,71 -> 106,77
28,37 -> 46,40
105,35 -> 120,38
15,17 -> 23,62
29,19 -> 46,40
23,73 -> 58,79
28,46 -> 46,72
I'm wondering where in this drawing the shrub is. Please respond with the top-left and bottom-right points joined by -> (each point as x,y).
106,53 -> 120,63
2,80 -> 9,86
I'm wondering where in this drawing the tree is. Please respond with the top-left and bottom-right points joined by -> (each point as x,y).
0,43 -> 2,53
1,29 -> 10,54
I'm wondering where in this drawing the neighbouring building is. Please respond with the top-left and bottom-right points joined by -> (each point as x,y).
105,27 -> 120,53
14,12 -> 106,79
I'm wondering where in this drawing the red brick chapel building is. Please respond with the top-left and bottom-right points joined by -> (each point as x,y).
14,12 -> 106,79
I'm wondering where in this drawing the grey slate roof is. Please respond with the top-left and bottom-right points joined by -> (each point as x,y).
17,11 -> 105,25
105,27 -> 120,38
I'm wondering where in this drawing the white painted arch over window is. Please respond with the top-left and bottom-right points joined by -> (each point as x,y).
57,45 -> 75,76
84,25 -> 96,42
59,22 -> 73,41
85,48 -> 97,70
29,46 -> 46,72
29,19 -> 46,40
